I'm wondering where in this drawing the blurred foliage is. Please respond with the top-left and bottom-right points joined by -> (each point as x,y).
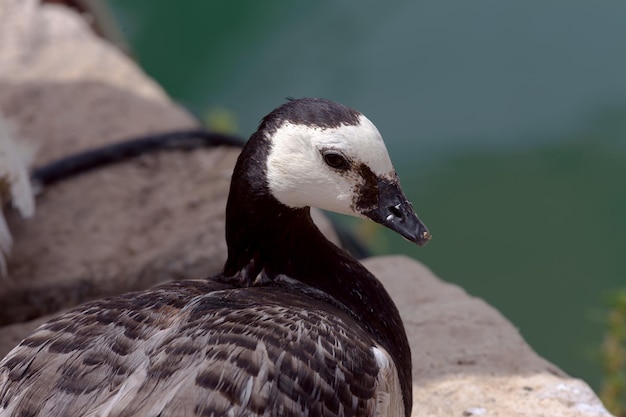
204,107 -> 239,134
600,289 -> 626,416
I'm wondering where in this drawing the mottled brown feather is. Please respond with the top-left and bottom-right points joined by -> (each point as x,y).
0,280 -> 383,417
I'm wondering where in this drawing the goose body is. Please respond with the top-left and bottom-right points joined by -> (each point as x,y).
0,98 -> 430,417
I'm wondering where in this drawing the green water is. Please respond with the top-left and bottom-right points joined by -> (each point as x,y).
385,126 -> 626,385
108,0 -> 626,390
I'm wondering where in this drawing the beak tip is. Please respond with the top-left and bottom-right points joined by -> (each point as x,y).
416,229 -> 432,247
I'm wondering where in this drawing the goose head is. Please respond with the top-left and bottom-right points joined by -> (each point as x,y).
262,98 -> 431,246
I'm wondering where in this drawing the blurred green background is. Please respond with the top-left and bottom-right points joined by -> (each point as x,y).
106,0 -> 626,391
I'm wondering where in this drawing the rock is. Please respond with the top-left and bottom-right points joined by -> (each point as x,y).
0,0 -> 205,322
365,256 -> 612,417
0,1 -> 613,416
0,0 -> 339,324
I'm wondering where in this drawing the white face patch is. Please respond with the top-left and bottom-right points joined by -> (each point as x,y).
265,114 -> 396,216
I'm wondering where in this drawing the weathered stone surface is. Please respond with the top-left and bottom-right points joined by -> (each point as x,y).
0,0 -> 339,324
0,1 -> 613,416
365,256 -> 612,417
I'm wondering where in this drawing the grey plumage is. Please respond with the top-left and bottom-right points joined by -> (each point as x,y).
1,280 -> 385,416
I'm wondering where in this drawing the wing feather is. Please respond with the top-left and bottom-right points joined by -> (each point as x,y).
0,280 -> 399,417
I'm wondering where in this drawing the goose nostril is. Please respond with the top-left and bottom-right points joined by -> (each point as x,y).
388,204 -> 403,219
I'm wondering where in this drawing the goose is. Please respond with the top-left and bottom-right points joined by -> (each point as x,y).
0,98 -> 430,417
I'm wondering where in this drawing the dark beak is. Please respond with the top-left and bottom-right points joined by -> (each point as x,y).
361,177 -> 431,246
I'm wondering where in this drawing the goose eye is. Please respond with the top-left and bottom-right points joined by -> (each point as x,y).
322,151 -> 350,170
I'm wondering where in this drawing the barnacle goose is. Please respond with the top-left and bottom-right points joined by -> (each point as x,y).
0,98 -> 430,417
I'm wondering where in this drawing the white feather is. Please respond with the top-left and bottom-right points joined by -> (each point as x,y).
371,345 -> 404,417
0,113 -> 35,278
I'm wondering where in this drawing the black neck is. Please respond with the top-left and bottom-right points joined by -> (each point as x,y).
222,132 -> 412,415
